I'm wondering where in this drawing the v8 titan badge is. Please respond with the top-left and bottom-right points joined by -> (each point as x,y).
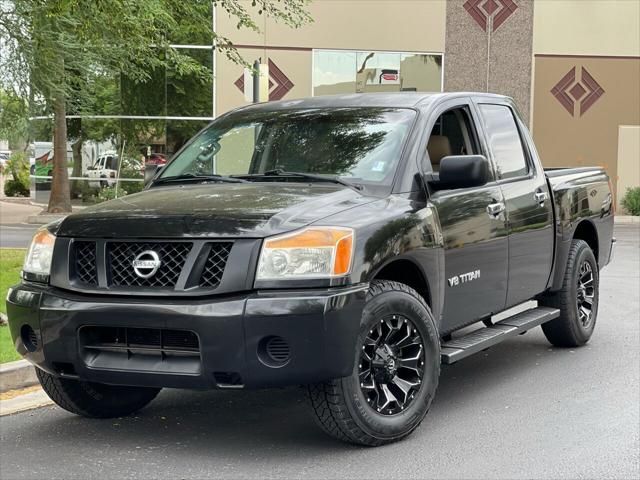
448,269 -> 481,287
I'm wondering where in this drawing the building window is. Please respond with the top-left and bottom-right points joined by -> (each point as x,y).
313,50 -> 442,96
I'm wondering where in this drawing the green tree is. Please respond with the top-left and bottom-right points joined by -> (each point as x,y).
0,0 -> 311,213
0,89 -> 29,151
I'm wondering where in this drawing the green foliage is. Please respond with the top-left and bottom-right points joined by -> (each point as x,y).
0,90 -> 29,150
1,1 -> 311,104
1,0 -> 310,211
3,152 -> 30,197
96,185 -> 119,203
621,187 -> 640,216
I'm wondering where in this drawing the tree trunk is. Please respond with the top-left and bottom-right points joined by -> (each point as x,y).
48,98 -> 72,213
70,138 -> 83,198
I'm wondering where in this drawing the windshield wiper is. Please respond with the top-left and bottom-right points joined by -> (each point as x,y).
154,173 -> 248,185
234,169 -> 363,191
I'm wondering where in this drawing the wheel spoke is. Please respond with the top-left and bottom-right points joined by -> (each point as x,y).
378,383 -> 397,412
391,375 -> 419,404
398,356 -> 421,373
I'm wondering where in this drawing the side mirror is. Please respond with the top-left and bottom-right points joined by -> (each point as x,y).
144,163 -> 163,186
428,155 -> 489,189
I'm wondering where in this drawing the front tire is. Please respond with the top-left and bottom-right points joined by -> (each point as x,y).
36,368 -> 160,418
308,280 -> 440,446
539,239 -> 599,347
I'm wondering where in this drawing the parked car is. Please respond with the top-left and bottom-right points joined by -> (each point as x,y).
85,152 -> 142,188
7,93 -> 615,446
0,150 -> 11,169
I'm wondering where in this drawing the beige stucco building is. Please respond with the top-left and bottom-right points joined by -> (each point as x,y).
213,0 -> 639,212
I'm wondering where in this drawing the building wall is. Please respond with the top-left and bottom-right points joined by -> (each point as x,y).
533,0 -> 640,57
531,0 -> 640,208
215,0 -> 446,52
532,56 -> 640,202
617,126 -> 640,214
215,0 -> 446,115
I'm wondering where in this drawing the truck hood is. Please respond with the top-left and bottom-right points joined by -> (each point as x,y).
56,183 -> 376,238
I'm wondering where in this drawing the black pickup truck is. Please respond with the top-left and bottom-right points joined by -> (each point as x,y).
7,93 -> 615,446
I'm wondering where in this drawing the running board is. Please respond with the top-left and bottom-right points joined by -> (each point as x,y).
440,307 -> 560,365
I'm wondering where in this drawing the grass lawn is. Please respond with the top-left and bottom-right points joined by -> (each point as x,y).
1,248 -> 26,363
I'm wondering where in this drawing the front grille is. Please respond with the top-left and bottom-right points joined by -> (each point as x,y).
67,239 -> 235,294
107,242 -> 192,288
74,241 -> 98,286
200,243 -> 233,288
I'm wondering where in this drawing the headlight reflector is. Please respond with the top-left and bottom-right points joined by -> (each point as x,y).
23,228 -> 56,277
257,227 -> 354,280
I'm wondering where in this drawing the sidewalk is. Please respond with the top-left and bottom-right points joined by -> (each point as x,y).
0,200 -> 42,225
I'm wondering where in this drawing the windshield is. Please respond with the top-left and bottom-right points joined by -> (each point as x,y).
159,107 -> 416,186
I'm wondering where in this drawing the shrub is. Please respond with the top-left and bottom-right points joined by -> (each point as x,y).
3,152 -> 30,197
4,179 -> 29,197
621,187 -> 640,216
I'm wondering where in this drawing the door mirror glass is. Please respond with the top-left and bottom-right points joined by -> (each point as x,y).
428,155 -> 489,189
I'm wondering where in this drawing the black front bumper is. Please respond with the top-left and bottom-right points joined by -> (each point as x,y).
6,283 -> 366,389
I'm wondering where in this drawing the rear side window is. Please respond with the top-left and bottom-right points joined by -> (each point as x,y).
479,104 -> 528,180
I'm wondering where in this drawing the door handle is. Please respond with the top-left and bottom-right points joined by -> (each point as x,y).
534,191 -> 548,206
486,202 -> 505,218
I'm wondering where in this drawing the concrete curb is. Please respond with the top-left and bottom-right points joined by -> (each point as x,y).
0,360 -> 38,393
0,388 -> 52,416
615,215 -> 640,224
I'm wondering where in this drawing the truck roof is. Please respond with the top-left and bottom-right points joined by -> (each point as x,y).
235,92 -> 512,112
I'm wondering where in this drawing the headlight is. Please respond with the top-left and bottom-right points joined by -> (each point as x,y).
23,227 -> 56,277
257,227 -> 354,280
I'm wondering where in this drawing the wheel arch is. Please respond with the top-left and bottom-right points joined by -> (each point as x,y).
371,258 -> 433,309
573,219 -> 599,263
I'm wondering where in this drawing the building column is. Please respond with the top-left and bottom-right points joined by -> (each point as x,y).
444,0 -> 534,123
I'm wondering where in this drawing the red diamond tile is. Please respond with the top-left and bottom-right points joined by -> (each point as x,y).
233,60 -> 294,101
482,0 -> 499,16
551,67 -> 576,115
579,67 -> 605,116
464,0 -> 488,31
568,82 -> 587,101
551,66 -> 605,117
492,0 -> 517,31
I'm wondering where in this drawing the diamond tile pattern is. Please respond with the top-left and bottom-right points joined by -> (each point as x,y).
464,0 -> 518,32
107,242 -> 192,288
551,66 -> 605,117
74,241 -> 98,286
199,243 -> 233,288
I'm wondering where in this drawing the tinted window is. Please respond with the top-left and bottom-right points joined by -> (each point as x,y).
479,104 -> 528,179
160,108 -> 416,185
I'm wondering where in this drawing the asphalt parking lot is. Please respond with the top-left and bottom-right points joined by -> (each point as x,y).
1,225 -> 638,480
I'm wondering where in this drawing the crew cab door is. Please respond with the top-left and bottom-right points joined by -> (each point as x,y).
475,101 -> 554,306
424,100 -> 508,333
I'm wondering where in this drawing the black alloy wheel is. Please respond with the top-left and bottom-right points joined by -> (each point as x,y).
359,314 -> 424,416
576,260 -> 595,329
540,238 -> 599,347
308,280 -> 440,446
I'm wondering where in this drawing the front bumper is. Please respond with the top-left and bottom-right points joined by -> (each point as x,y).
6,283 -> 366,389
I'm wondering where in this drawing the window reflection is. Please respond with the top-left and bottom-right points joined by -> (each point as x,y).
167,49 -> 213,117
314,50 -> 442,96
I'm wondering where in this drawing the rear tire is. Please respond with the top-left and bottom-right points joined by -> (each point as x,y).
539,239 -> 599,347
307,280 -> 440,446
36,368 -> 160,418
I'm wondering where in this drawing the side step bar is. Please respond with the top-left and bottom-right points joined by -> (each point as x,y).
440,306 -> 560,364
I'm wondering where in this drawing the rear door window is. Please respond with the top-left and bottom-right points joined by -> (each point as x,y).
478,104 -> 529,180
